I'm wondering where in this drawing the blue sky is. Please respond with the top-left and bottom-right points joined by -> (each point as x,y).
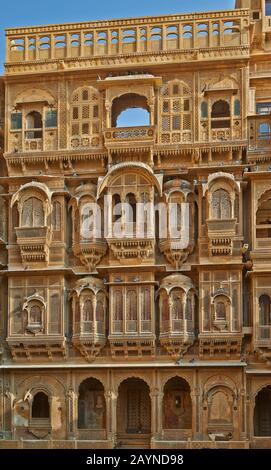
1,0 -> 236,73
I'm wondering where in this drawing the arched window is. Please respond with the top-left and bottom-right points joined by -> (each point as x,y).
26,111 -> 43,139
171,290 -> 184,320
78,378 -> 106,429
254,386 -> 271,436
256,191 -> 271,239
111,93 -> 150,128
29,305 -> 42,324
215,301 -> 227,321
259,295 -> 271,326
52,201 -> 61,231
21,197 -> 44,227
125,193 -> 137,224
142,288 -> 151,322
81,204 -> 94,239
211,100 -> 230,129
163,377 -> 192,430
96,293 -> 105,323
127,289 -> 137,321
83,298 -> 93,322
114,290 -> 123,322
32,392 -> 50,419
112,194 -> 122,223
212,189 -> 231,219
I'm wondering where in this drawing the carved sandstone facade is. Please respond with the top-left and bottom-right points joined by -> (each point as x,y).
0,0 -> 271,449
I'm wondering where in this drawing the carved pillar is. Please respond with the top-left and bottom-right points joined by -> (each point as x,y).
156,391 -> 164,439
66,388 -> 76,439
150,388 -> 158,440
110,390 -> 118,447
191,388 -> 198,439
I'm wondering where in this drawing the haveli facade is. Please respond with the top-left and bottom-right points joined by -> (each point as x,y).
0,0 -> 271,450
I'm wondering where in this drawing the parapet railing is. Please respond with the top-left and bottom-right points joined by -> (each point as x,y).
5,9 -> 249,64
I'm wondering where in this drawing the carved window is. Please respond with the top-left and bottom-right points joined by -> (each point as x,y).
215,301 -> 227,321
185,297 -> 193,321
127,289 -> 137,321
211,100 -> 230,129
259,295 -> 271,326
256,192 -> 271,238
161,81 -> 192,143
212,189 -> 231,220
96,293 -> 105,323
171,290 -> 184,320
162,297 -> 169,322
83,298 -> 93,322
81,204 -> 94,239
70,87 -> 100,140
21,197 -> 44,227
52,201 -> 61,231
114,290 -> 123,321
141,288 -> 151,321
26,111 -> 43,139
32,392 -> 50,419
29,304 -> 42,324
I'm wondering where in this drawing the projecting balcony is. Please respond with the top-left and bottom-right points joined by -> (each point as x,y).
104,126 -> 156,154
15,226 -> 52,267
206,218 -> 237,256
72,320 -> 106,359
160,319 -> 195,358
109,318 -> 156,358
107,222 -> 155,264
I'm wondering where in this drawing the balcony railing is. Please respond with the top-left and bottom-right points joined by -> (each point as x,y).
161,319 -> 194,334
104,126 -> 156,150
6,9 -> 249,66
112,319 -> 152,334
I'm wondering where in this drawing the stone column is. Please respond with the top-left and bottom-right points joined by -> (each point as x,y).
109,390 -> 118,448
66,388 -> 76,440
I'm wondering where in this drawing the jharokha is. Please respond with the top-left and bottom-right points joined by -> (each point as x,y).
0,0 -> 271,450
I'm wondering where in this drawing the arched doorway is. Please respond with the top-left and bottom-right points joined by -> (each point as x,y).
254,386 -> 271,436
77,378 -> 106,440
162,377 -> 192,439
117,378 -> 151,448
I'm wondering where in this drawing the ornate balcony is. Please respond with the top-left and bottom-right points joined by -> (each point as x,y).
104,126 -> 156,154
71,278 -> 107,360
15,226 -> 52,267
160,319 -> 195,358
206,219 -> 237,256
